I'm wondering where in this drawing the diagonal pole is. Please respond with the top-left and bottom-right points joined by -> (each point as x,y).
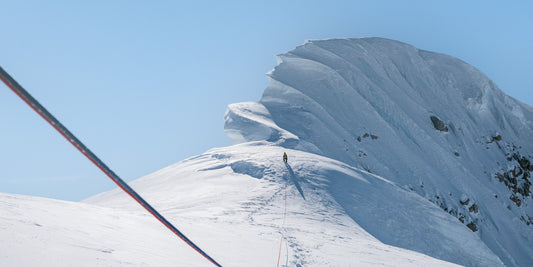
0,66 -> 222,267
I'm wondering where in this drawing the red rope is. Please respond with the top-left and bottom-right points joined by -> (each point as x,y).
276,176 -> 288,267
0,67 -> 221,266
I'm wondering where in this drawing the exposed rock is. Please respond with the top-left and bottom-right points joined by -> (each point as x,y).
430,116 -> 448,132
494,152 -> 532,200
511,167 -> 523,178
469,203 -> 479,213
488,135 -> 502,143
448,208 -> 457,216
518,156 -> 531,170
359,133 -> 379,141
521,215 -> 533,226
510,195 -> 522,207
467,222 -> 478,232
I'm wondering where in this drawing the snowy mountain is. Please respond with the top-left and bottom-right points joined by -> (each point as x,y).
2,37 -> 532,266
225,38 -> 533,266
1,145 -> 462,266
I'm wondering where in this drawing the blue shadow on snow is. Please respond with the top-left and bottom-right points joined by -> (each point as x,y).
284,162 -> 306,200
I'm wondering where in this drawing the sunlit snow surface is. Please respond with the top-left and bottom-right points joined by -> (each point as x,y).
2,38 -> 533,266
228,38 -> 533,266
2,144 -> 463,266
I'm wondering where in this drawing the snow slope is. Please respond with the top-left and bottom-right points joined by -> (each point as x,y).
0,193 -> 210,266
226,38 -> 533,266
3,144 -> 461,266
2,37 -> 532,266
83,143 -> 478,266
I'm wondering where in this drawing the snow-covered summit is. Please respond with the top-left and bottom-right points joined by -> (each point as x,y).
225,37 -> 533,266
2,37 -> 532,266
85,143 -> 496,266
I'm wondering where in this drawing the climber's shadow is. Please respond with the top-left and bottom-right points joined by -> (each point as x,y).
284,162 -> 306,200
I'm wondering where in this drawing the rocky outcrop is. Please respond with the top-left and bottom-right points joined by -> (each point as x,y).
467,222 -> 478,232
495,152 -> 532,204
430,116 -> 448,132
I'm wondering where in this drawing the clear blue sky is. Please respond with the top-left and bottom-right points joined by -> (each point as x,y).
1,1 -> 532,201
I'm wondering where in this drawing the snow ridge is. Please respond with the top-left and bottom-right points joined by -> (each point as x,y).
2,37 -> 532,266
85,143 -> 484,266
226,37 -> 533,266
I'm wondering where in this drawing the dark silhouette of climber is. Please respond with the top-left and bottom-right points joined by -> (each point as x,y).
282,152 -> 305,199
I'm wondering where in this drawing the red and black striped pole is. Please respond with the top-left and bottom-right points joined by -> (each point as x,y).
0,66 -> 222,267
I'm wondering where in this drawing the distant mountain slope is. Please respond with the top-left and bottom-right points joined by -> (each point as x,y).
225,38 -> 533,266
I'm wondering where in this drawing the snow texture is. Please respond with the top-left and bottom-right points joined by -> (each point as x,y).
2,145 -> 460,266
227,38 -> 533,266
87,144 -> 467,266
2,37 -> 533,266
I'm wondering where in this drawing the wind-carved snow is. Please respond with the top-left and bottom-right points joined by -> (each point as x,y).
224,101 -> 321,154
226,38 -> 533,266
224,101 -> 296,144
